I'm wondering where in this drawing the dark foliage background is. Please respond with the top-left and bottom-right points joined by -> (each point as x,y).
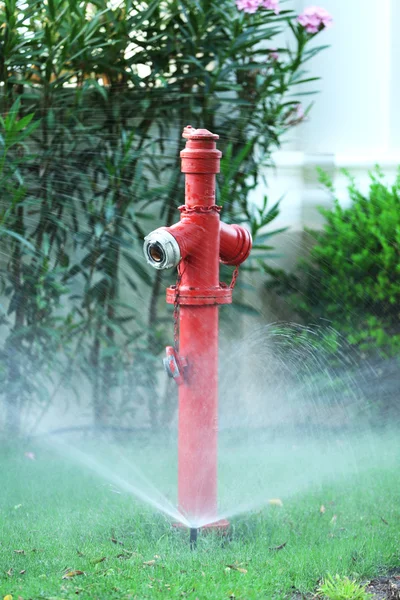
0,0 -> 326,435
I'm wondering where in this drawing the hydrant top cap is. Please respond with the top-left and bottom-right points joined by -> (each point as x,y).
182,125 -> 219,140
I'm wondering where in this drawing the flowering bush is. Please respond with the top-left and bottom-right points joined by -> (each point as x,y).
0,0 -> 331,432
236,0 -> 280,14
236,0 -> 333,34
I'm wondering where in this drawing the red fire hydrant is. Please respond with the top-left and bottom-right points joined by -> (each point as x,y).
144,126 -> 252,532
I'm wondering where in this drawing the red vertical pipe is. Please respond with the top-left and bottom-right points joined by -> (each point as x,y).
178,305 -> 218,522
178,131 -> 221,524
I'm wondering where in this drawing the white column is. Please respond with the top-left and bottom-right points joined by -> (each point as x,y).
389,0 -> 400,151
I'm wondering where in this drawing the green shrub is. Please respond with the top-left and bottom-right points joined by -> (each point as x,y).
277,168 -> 400,356
317,573 -> 372,600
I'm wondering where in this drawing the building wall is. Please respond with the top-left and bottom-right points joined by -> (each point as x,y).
250,0 -> 400,276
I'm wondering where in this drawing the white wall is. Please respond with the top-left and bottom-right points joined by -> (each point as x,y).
297,0 -> 392,155
251,0 -> 400,270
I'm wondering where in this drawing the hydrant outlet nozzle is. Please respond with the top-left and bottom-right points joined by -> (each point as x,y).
143,229 -> 181,270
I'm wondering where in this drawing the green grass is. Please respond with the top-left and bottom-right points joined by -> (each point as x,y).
316,574 -> 372,600
1,434 -> 399,600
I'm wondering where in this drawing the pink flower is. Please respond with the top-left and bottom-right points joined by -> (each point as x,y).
260,0 -> 280,14
298,5 -> 333,33
268,47 -> 279,61
236,0 -> 280,14
295,103 -> 305,121
285,103 -> 305,126
24,451 -> 36,460
236,0 -> 261,13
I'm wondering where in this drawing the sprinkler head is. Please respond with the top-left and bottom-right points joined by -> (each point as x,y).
143,229 -> 181,270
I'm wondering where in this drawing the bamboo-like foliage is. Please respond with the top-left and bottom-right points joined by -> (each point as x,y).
0,0 -> 327,434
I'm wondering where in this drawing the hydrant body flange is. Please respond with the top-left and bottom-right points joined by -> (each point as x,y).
143,126 -> 252,526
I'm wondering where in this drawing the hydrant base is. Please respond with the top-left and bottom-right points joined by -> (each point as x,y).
172,519 -> 230,533
201,518 -> 230,533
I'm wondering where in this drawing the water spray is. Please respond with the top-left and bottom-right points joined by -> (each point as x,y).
144,126 -> 252,543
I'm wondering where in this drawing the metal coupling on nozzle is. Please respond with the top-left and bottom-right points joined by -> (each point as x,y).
143,229 -> 181,270
163,346 -> 186,386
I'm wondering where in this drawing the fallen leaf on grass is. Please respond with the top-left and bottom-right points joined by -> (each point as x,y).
110,536 -> 123,546
91,556 -> 106,565
143,560 -> 156,567
268,498 -> 283,507
381,516 -> 389,525
269,542 -> 287,551
226,564 -> 247,574
14,550 -> 25,555
330,515 -> 337,525
98,568 -> 116,577
14,504 -> 22,510
116,550 -> 139,560
320,505 -> 326,514
76,550 -> 84,557
62,570 -> 85,579
6,568 -> 13,577
3,595 -> 13,600
19,570 -> 26,575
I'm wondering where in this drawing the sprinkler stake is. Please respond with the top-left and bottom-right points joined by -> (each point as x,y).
189,527 -> 198,549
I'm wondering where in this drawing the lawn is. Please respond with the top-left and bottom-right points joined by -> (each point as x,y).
1,431 -> 399,600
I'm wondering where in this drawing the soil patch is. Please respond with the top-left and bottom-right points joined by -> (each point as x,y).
366,575 -> 400,599
292,575 -> 400,600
